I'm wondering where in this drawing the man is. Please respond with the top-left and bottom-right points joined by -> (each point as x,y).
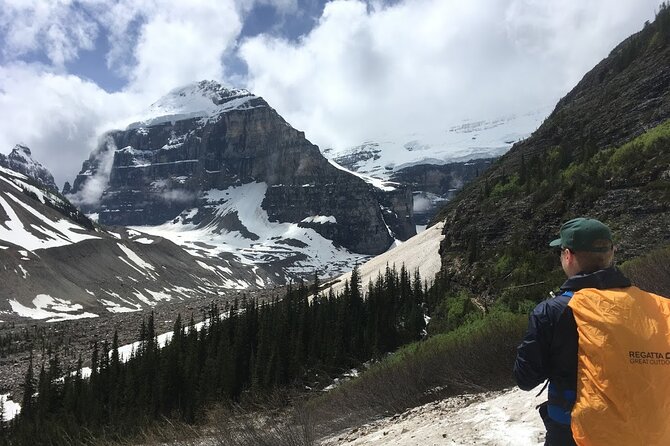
513,217 -> 630,445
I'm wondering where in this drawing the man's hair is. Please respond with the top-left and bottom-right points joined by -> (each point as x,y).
573,244 -> 615,272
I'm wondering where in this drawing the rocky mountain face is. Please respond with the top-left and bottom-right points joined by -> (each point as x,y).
0,162 -> 271,320
434,11 -> 670,292
68,81 -> 412,282
0,145 -> 58,192
390,159 -> 494,225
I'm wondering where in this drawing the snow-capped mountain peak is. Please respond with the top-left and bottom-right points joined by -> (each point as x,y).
11,144 -> 32,159
324,107 -> 552,180
129,80 -> 260,129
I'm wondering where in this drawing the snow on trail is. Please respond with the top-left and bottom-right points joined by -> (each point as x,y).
321,388 -> 545,446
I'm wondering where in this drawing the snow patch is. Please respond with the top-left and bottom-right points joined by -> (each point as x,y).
327,158 -> 398,191
9,295 -> 99,322
100,299 -> 140,313
0,192 -> 98,251
322,388 -> 544,446
301,215 -> 337,224
1,393 -> 20,422
131,182 -> 367,280
17,264 -> 29,278
117,243 -> 155,271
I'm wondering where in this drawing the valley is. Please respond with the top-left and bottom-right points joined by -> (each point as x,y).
1,3 -> 669,445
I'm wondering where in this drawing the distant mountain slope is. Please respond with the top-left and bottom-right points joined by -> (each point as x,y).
324,110 -> 548,224
324,110 -> 548,180
0,164 -> 271,321
434,9 -> 670,294
68,81 -> 414,282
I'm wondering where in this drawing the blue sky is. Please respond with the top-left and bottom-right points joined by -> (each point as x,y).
0,0 -> 663,185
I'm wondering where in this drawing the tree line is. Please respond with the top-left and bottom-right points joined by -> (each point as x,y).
3,264 -> 427,444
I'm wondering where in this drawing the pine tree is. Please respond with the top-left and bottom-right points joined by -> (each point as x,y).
20,353 -> 35,420
0,392 -> 5,436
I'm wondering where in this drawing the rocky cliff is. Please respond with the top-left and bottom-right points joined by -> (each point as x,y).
434,10 -> 670,295
70,81 -> 410,258
390,159 -> 494,225
0,145 -> 58,192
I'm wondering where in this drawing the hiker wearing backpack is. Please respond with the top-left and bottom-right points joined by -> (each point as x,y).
513,217 -> 670,446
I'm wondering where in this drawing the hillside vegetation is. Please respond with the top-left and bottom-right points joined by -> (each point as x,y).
4,7 -> 670,446
434,4 -> 670,305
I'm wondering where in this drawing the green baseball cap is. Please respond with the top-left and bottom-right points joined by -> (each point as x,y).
549,217 -> 613,252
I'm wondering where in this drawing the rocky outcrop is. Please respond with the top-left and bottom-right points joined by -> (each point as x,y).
391,159 -> 493,224
70,81 -> 406,255
0,145 -> 58,192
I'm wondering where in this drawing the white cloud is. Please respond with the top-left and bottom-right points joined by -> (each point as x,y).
0,63 -> 134,188
69,135 -> 118,207
0,0 -> 248,187
0,0 -> 664,192
0,1 -> 99,67
127,1 -> 243,99
240,0 -> 662,150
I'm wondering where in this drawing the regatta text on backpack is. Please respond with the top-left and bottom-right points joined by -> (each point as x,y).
568,286 -> 670,446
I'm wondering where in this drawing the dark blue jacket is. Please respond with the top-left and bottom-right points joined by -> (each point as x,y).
513,267 -> 631,425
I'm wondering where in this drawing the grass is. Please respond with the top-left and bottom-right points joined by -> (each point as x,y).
305,311 -> 528,438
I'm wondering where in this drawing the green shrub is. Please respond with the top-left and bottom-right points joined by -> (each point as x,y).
489,174 -> 522,199
619,244 -> 670,296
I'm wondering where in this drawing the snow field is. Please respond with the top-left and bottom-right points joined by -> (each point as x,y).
131,182 -> 368,280
8,295 -> 99,322
0,190 -> 98,251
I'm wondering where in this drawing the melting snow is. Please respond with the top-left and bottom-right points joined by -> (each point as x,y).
321,388 -> 544,446
327,159 -> 398,191
131,182 -> 368,280
1,393 -> 20,422
117,243 -> 155,271
17,264 -> 29,278
100,299 -> 140,313
9,295 -> 99,322
0,192 -> 98,251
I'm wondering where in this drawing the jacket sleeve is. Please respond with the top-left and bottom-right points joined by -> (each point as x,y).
514,301 -> 553,391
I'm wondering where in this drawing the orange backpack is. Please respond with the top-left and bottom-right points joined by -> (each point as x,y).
568,287 -> 670,446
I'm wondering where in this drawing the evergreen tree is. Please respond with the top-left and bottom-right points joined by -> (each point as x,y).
20,353 -> 35,420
